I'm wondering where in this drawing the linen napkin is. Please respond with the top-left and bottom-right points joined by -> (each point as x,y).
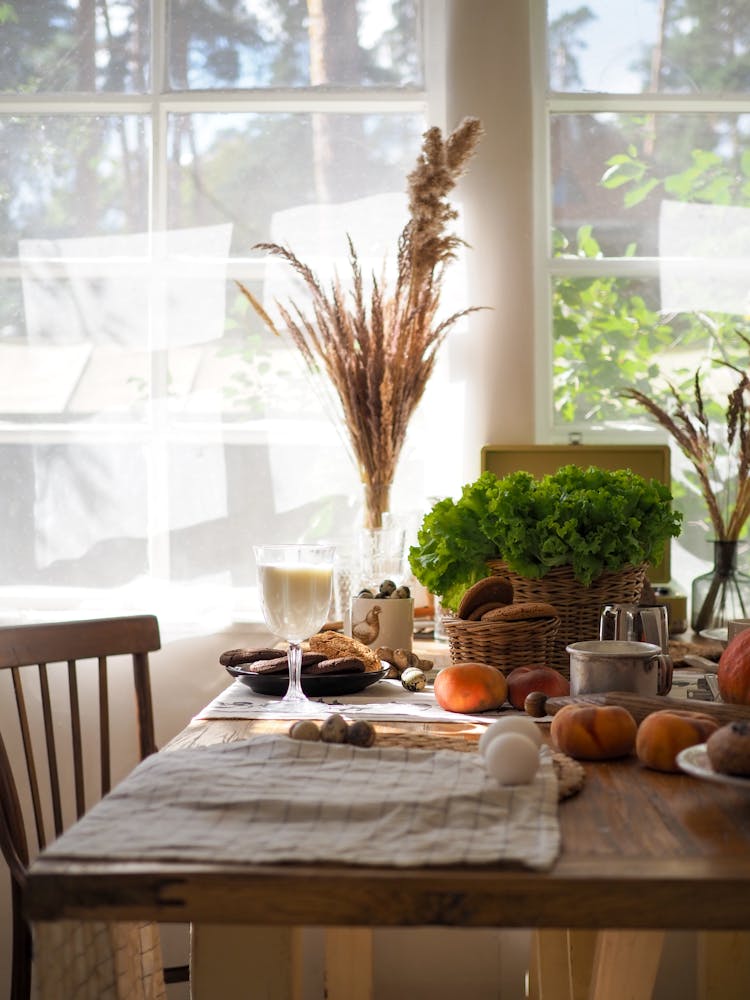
43,735 -> 560,871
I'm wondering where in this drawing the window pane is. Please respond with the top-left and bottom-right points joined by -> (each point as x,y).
0,441 -> 149,587
552,111 -> 750,257
1,263 -> 152,421
166,112 -> 423,254
0,0 -> 150,94
551,274 -> 750,426
548,0 -> 750,94
0,115 -> 149,256
168,0 -> 422,89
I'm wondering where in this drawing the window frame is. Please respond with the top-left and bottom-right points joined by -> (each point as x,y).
0,1 -> 444,625
531,0 -> 750,443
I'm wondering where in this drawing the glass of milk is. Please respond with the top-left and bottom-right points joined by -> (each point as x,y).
254,544 -> 335,712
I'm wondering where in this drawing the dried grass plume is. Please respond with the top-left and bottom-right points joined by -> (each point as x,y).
237,117 -> 484,528
622,354 -> 750,543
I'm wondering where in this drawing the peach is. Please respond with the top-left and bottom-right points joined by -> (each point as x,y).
635,709 -> 719,773
550,703 -> 637,760
506,665 -> 570,710
433,662 -> 508,714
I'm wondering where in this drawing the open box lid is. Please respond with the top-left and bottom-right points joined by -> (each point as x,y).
480,443 -> 672,584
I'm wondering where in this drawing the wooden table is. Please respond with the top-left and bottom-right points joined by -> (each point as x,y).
25,714 -> 750,1000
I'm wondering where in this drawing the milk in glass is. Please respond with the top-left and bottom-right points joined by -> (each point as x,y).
258,563 -> 333,642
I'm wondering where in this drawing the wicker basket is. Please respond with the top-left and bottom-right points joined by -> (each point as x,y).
442,613 -> 560,676
486,561 -> 648,677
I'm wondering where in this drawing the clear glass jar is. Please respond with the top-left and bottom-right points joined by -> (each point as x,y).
691,540 -> 750,632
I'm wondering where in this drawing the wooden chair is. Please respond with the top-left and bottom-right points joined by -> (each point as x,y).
0,615 -> 189,999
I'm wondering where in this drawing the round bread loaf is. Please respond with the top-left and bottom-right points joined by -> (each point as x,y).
481,601 -> 559,623
466,601 -> 506,621
706,720 -> 750,777
457,577 -> 513,620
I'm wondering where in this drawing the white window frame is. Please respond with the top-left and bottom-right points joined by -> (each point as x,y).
530,0 -> 750,443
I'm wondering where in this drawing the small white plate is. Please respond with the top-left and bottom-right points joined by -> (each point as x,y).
676,743 -> 750,790
699,627 -> 728,646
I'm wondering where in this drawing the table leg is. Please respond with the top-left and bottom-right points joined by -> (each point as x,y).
697,931 -> 750,1000
567,930 -> 598,999
191,924 -> 302,999
529,929 -> 572,1000
528,929 -> 598,1000
325,927 -> 373,1000
588,930 -> 664,1000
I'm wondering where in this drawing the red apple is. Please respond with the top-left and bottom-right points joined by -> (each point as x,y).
718,630 -> 750,705
506,665 -> 570,710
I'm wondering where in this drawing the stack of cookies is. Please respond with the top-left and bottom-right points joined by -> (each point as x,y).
442,576 -> 561,676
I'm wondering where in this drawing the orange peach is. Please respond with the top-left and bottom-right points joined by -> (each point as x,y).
550,703 -> 637,760
635,709 -> 719,773
433,662 -> 508,714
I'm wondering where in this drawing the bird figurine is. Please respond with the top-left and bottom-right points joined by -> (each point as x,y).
352,605 -> 381,646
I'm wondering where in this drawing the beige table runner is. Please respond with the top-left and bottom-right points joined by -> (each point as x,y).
198,676 -> 511,724
43,734 -> 560,870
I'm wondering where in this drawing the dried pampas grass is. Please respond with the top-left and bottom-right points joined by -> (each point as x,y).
237,117 -> 484,529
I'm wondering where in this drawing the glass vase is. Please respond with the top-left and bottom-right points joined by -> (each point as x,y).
356,525 -> 406,594
691,540 -> 750,633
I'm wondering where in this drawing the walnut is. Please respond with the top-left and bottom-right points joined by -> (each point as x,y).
347,720 -> 376,747
320,714 -> 348,744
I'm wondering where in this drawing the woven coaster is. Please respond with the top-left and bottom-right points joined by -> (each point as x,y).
373,731 -> 584,801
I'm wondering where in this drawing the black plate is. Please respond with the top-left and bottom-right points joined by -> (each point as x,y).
225,664 -> 388,697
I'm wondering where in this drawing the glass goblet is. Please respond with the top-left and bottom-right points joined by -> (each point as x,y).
254,544 -> 335,712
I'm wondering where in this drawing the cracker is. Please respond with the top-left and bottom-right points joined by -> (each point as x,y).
457,577 -> 513,620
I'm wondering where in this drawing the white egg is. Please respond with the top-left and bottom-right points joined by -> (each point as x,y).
479,715 -> 543,757
483,732 -> 540,786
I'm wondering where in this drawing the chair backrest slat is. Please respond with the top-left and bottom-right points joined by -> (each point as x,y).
36,663 -> 61,845
66,659 -> 85,822
98,656 -> 111,798
133,651 -> 158,760
10,668 -> 46,855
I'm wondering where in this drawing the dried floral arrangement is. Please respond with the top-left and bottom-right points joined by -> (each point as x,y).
622,342 -> 750,630
622,346 -> 750,543
238,117 -> 484,529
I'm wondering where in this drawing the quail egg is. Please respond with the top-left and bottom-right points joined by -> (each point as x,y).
401,666 -> 427,692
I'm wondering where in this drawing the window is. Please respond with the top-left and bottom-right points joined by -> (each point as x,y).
0,1 -> 456,626
540,0 -> 750,570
